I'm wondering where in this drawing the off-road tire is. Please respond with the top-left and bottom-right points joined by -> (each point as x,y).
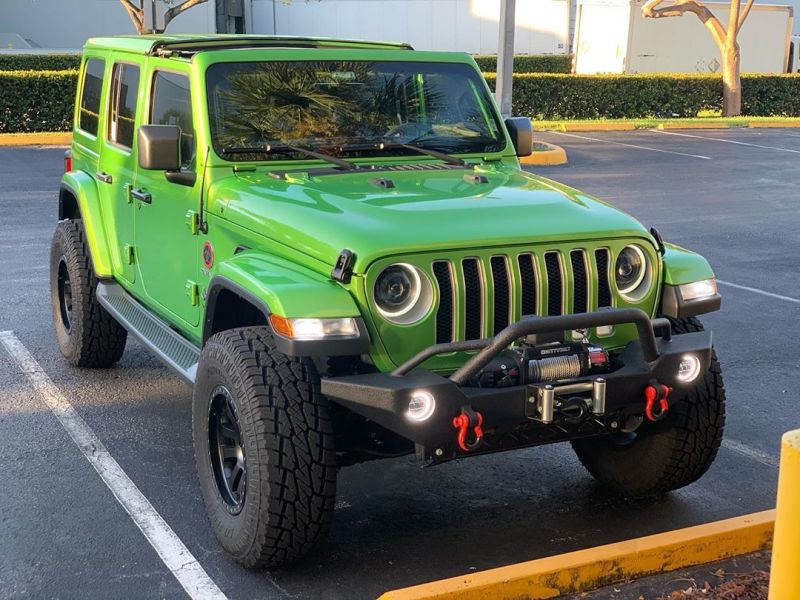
571,316 -> 725,498
50,219 -> 127,367
193,327 -> 337,568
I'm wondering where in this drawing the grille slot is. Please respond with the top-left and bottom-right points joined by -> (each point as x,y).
570,250 -> 589,313
490,256 -> 511,335
432,261 -> 455,344
518,254 -> 538,317
595,248 -> 613,308
462,258 -> 483,340
544,252 -> 563,316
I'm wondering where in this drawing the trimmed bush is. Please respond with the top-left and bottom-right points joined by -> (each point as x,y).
0,70 -> 78,133
473,54 -> 572,74
0,54 -> 81,72
484,73 -> 800,119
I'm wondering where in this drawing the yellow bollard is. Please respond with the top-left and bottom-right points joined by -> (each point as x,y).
769,430 -> 800,600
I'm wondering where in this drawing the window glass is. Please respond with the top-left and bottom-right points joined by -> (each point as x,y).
109,63 -> 140,149
205,61 -> 505,161
150,71 -> 194,166
78,58 -> 105,135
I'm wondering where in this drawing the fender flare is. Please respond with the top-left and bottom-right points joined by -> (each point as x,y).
203,252 -> 370,356
60,172 -> 113,277
660,243 -> 721,318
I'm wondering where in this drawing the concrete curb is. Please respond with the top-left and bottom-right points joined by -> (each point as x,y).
379,510 -> 775,600
520,142 -> 568,166
535,120 -> 800,132
0,132 -> 72,146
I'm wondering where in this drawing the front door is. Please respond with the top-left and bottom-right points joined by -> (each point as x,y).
133,68 -> 200,328
98,61 -> 140,285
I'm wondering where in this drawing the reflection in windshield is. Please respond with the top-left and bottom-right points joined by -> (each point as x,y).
206,60 -> 505,161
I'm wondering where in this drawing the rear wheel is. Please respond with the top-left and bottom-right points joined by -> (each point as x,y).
571,317 -> 725,498
193,327 -> 337,568
50,219 -> 127,367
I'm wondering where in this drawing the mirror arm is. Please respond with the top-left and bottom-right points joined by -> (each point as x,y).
165,170 -> 197,187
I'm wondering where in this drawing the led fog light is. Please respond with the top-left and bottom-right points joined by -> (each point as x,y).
677,354 -> 702,383
406,390 -> 436,422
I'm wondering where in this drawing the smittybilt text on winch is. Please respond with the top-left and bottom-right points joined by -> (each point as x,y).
53,34 -> 725,568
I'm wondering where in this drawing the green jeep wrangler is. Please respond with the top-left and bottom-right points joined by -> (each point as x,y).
53,34 -> 725,568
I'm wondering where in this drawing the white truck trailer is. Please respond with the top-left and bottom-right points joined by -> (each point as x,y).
574,0 -> 794,73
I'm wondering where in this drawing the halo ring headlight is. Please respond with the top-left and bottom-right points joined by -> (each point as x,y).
374,263 -> 433,324
615,245 -> 652,301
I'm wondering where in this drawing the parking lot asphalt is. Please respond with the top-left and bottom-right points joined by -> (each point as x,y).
0,128 -> 798,600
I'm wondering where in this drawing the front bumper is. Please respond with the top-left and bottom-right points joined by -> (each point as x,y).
321,308 -> 713,464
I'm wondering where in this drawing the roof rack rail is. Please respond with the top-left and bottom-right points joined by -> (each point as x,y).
147,36 -> 414,57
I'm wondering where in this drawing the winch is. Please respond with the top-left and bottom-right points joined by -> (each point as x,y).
469,339 -> 611,388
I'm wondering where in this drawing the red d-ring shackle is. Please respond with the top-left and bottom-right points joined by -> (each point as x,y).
645,380 -> 672,422
452,406 -> 484,452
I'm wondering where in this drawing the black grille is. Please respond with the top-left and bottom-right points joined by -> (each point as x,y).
571,250 -> 588,313
595,249 -> 612,308
518,254 -> 537,316
490,256 -> 511,335
462,259 -> 483,340
432,261 -> 454,344
544,252 -> 563,316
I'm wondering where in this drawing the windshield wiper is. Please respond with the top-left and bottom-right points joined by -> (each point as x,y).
220,144 -> 359,171
380,141 -> 468,166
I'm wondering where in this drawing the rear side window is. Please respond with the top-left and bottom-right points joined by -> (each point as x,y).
150,71 -> 194,166
78,58 -> 105,135
108,63 -> 140,149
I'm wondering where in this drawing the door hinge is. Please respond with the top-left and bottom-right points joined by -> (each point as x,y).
124,244 -> 136,265
185,210 -> 200,235
185,281 -> 200,306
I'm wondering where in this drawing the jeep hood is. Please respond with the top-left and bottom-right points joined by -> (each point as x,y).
209,165 -> 652,271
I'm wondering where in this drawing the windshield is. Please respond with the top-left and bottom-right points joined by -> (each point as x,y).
205,60 -> 505,161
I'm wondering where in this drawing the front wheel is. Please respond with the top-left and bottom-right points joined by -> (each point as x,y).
193,327 -> 337,568
571,317 -> 726,498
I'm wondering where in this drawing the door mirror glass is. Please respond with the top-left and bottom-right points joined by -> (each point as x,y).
138,125 -> 181,171
505,117 -> 533,157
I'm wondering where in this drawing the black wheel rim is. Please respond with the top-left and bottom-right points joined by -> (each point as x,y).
57,258 -> 73,332
208,386 -> 247,514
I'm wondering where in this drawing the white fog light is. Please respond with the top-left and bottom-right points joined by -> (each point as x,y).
407,391 -> 436,422
677,354 -> 702,383
679,278 -> 718,301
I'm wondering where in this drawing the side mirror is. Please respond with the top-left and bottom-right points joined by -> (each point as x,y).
505,117 -> 533,157
138,125 -> 181,171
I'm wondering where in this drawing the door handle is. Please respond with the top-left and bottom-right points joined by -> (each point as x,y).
95,171 -> 113,184
131,189 -> 152,204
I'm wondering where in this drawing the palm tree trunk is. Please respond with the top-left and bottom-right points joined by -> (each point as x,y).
722,40 -> 742,116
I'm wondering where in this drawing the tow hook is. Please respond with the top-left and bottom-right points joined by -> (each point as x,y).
452,406 -> 484,452
645,380 -> 672,422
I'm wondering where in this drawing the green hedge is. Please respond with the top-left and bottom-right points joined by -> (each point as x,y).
1,70 -> 799,133
0,54 -> 81,71
0,70 -> 77,133
484,73 -> 800,119
473,54 -> 571,74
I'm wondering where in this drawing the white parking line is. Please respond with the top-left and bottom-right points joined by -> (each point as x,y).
548,131 -> 713,160
0,331 -> 228,600
717,280 -> 800,304
654,129 -> 800,154
722,439 -> 779,468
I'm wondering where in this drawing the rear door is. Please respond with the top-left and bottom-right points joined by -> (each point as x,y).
133,66 -> 201,327
97,61 -> 141,285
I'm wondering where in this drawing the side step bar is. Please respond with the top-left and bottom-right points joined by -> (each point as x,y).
96,282 -> 199,384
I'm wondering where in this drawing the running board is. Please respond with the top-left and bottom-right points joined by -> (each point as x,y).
96,282 -> 199,384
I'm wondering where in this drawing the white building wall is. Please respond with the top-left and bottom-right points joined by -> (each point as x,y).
1,0 -> 569,54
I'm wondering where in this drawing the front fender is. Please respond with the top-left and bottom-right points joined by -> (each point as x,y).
205,252 -> 369,355
61,172 -> 113,277
660,243 -> 721,317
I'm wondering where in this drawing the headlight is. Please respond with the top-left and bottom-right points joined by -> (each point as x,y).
615,245 -> 650,299
679,278 -> 718,301
374,263 -> 433,324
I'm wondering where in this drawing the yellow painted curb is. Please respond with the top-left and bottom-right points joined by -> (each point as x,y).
563,122 -> 637,132
519,142 -> 567,166
769,430 -> 800,599
0,132 -> 72,146
658,122 -> 737,130
379,510 -> 775,600
749,121 -> 800,128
